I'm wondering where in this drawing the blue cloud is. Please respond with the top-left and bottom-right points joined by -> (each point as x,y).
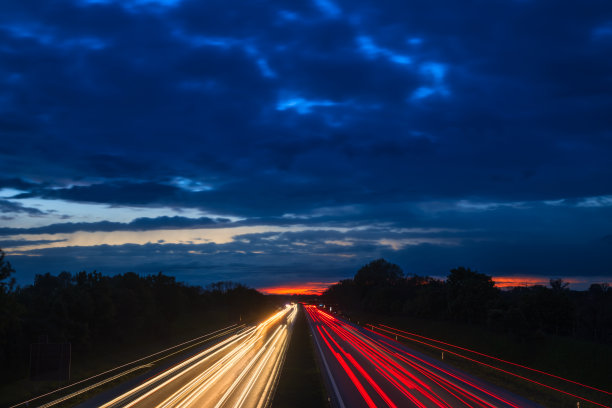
1,0 -> 611,286
0,199 -> 45,215
313,0 -> 341,18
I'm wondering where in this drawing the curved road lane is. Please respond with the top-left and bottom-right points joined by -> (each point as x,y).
92,304 -> 297,408
305,305 -> 543,408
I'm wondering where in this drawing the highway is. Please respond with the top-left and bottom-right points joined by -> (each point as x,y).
92,304 -> 297,408
305,305 -> 543,408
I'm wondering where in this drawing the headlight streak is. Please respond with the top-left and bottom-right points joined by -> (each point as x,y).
172,312 -> 292,408
9,325 -> 241,408
156,310 -> 286,408
206,336 -> 276,408
236,327 -> 286,408
252,304 -> 299,408
100,328 -> 256,408
304,305 -> 541,408
36,365 -> 153,408
155,330 -> 262,408
97,304 -> 297,408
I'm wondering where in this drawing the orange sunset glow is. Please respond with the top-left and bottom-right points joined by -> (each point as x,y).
258,281 -> 338,295
492,276 -> 586,288
260,277 -> 610,294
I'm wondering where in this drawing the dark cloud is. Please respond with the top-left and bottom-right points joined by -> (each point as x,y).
1,0 -> 609,203
0,215 -> 223,235
18,182 -> 182,205
0,238 -> 67,248
1,0 -> 611,285
7,241 -> 359,288
6,213 -> 611,289
0,199 -> 45,215
0,178 -> 39,191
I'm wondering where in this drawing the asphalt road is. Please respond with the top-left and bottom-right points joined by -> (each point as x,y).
89,304 -> 297,408
305,305 -> 543,408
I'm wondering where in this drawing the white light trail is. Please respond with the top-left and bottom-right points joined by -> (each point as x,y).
99,304 -> 298,408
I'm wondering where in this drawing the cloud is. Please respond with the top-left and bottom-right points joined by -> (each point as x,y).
312,0 -> 341,18
356,36 -> 412,65
18,181 -> 182,205
0,238 -> 67,248
0,199 -> 45,215
1,0 -> 611,286
0,215 -> 222,235
3,0 -> 611,207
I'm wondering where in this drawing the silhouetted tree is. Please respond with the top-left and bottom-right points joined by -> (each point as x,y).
550,278 -> 570,292
323,259 -> 612,346
354,259 -> 404,286
581,283 -> 612,341
322,259 -> 612,345
446,267 -> 499,324
402,276 -> 446,319
322,279 -> 360,310
0,266 -> 274,385
0,249 -> 22,381
0,248 -> 16,294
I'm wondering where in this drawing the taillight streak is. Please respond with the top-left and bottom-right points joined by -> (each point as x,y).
378,324 -> 611,397
321,326 -> 397,408
314,307 -> 473,408
372,326 -> 609,408
326,322 -> 452,408
317,326 -> 378,408
369,327 -> 526,408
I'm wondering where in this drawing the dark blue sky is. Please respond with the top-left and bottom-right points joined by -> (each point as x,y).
1,0 -> 611,290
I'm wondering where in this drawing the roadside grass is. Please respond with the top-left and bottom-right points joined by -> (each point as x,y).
271,305 -> 330,408
0,307 -> 275,408
347,312 -> 612,408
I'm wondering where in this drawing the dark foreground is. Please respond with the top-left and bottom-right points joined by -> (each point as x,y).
271,304 -> 329,408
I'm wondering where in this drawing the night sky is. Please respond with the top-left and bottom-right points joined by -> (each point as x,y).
1,0 -> 611,292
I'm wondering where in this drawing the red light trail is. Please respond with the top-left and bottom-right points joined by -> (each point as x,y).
371,324 -> 611,408
375,324 -> 612,395
304,305 -> 544,408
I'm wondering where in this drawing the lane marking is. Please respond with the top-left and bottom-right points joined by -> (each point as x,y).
304,306 -> 346,408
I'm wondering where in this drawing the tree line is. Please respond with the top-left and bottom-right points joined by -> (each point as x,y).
322,258 -> 612,343
0,249 -> 272,384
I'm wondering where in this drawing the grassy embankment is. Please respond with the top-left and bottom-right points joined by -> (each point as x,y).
0,307 -> 275,408
347,312 -> 612,408
271,305 -> 329,408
